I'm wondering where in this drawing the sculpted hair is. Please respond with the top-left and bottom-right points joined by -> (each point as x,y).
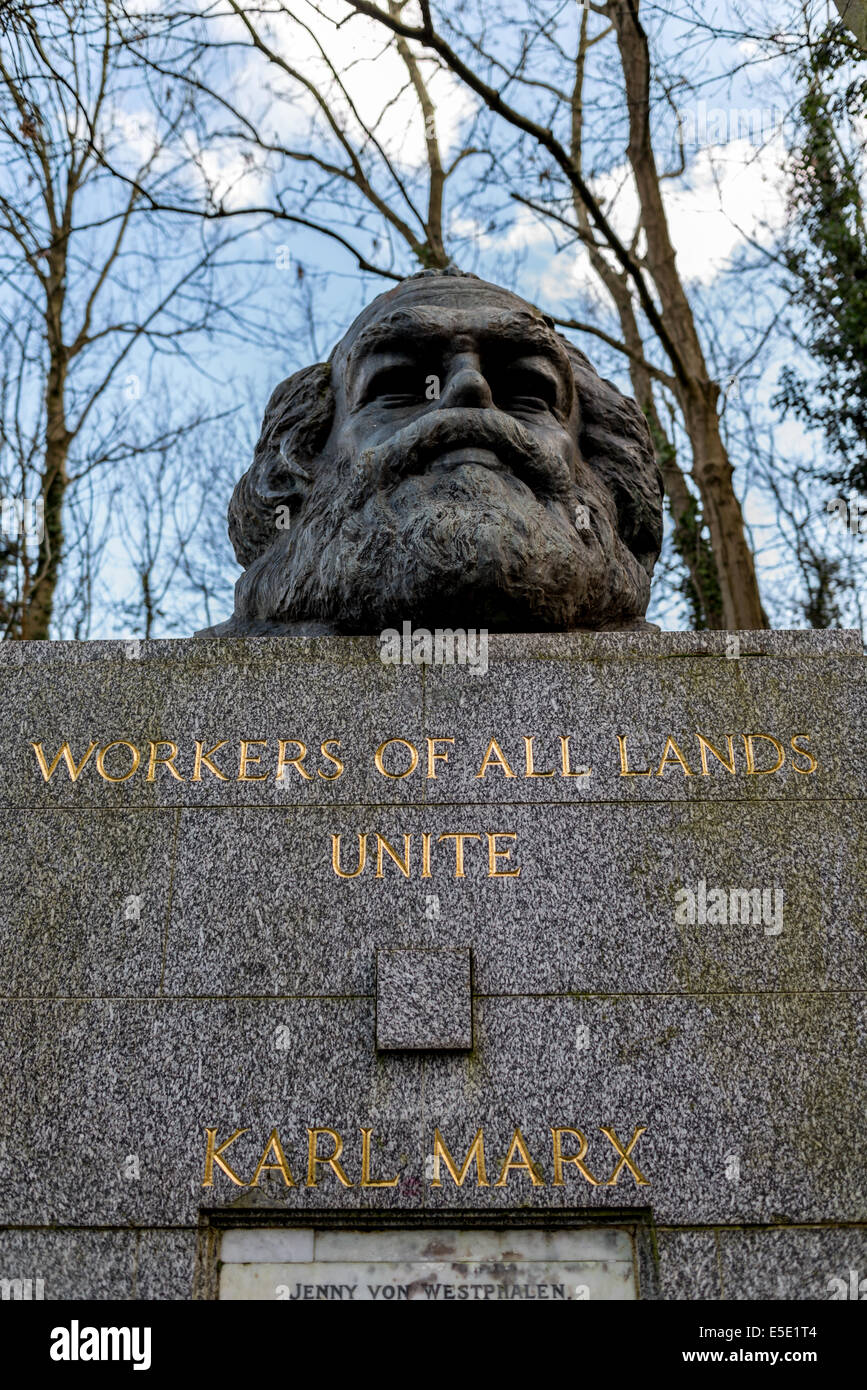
560,340 -> 663,575
228,361 -> 335,568
227,326 -> 662,575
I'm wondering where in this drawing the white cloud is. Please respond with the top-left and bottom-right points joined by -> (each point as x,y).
191,0 -> 476,174
662,137 -> 789,282
593,135 -> 788,286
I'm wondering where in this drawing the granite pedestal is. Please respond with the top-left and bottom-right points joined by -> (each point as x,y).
0,630 -> 864,1300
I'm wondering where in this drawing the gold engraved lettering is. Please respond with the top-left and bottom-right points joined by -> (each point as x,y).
202,1127 -> 248,1187
600,1125 -> 649,1186
31,741 -> 97,783
192,740 -> 228,782
523,736 -> 555,778
655,736 -> 693,777
319,739 -> 345,780
421,832 -> 432,879
743,733 -> 784,775
95,741 -> 141,783
306,1128 -> 353,1188
276,739 -> 312,781
550,1126 -> 600,1186
616,735 -> 651,777
146,740 -> 184,782
474,738 -> 516,779
790,734 -> 818,775
427,738 -> 454,779
697,734 -> 736,776
430,1127 -> 489,1188
438,831 -> 482,878
375,834 -> 412,879
332,833 -> 367,878
560,736 -> 590,778
249,1128 -> 295,1187
238,739 -> 268,781
494,1127 -> 545,1187
375,738 -> 419,779
487,832 -> 521,878
360,1128 -> 400,1188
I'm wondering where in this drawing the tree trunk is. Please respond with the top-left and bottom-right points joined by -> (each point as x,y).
610,0 -> 766,629
590,258 -> 725,628
568,24 -> 723,627
21,251 -> 69,640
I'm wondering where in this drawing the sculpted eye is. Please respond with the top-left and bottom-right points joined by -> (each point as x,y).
365,365 -> 423,405
499,367 -> 558,412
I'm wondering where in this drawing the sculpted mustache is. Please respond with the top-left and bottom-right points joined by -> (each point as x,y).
356,409 -> 566,492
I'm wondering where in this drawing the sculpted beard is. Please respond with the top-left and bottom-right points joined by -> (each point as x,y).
234,410 -> 651,632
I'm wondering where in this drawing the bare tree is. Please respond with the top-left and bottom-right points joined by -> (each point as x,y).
556,7 -> 724,627
0,0 -> 245,637
112,404 -> 243,639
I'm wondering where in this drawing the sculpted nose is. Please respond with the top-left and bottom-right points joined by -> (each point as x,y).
438,354 -> 494,409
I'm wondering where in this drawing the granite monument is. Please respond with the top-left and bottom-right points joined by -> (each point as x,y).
0,272 -> 864,1303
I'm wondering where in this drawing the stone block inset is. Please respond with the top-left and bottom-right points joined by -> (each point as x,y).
376,947 -> 472,1051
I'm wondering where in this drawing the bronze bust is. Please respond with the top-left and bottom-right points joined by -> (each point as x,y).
198,268 -> 662,637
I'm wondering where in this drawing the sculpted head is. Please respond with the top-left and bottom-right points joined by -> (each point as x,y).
202,269 -> 663,636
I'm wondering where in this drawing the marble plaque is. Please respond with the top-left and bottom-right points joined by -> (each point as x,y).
218,1226 -> 637,1301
